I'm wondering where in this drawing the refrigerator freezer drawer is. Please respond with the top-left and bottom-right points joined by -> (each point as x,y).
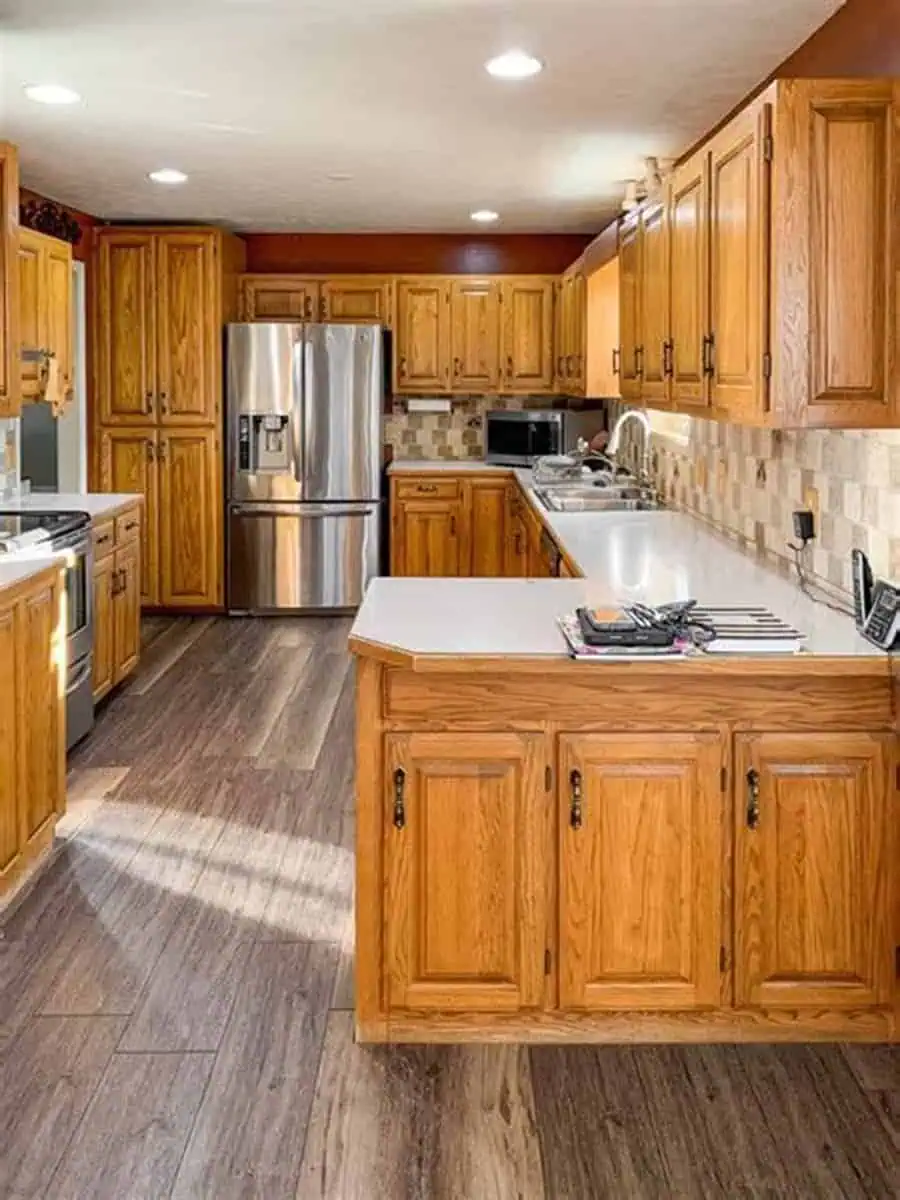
228,502 -> 380,613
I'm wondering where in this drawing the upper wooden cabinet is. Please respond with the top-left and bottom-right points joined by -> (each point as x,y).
239,276 -> 320,322
395,278 -> 451,392
621,77 -> 900,428
321,277 -> 392,324
554,268 -> 587,395
94,226 -> 242,428
585,257 -> 621,400
501,278 -> 555,393
449,279 -> 500,392
0,143 -> 19,419
18,228 -> 73,407
239,275 -> 392,324
734,732 -> 895,1011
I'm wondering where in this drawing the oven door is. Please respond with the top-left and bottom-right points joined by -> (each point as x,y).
53,529 -> 93,668
485,412 -> 563,464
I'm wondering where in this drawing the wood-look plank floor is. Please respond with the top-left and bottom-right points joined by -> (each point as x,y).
1,616 -> 896,1199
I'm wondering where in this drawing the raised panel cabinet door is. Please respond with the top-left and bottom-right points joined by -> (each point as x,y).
0,602 -> 21,884
586,259 -> 621,398
734,732 -> 894,1010
505,487 -> 529,578
570,270 -> 587,395
46,237 -> 73,397
18,229 -> 43,399
18,579 -> 64,848
156,233 -> 218,425
775,79 -> 898,428
708,98 -> 771,421
639,199 -> 672,404
559,732 -> 724,1011
91,554 -> 115,702
321,278 -> 391,324
618,213 -> 643,399
158,428 -> 221,607
99,428 -> 159,606
394,279 -> 450,392
501,279 -> 555,393
95,232 -> 157,424
240,276 -> 320,321
467,478 -> 508,577
0,142 -> 20,418
391,499 -> 461,577
113,540 -> 141,682
385,732 -> 548,1012
670,154 -> 711,408
449,280 -> 500,392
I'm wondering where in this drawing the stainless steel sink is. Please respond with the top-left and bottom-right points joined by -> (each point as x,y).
534,486 -> 663,513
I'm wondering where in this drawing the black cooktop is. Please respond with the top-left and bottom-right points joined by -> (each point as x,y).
0,510 -> 90,544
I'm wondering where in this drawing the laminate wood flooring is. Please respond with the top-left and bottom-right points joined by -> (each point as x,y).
1,617 -> 896,1199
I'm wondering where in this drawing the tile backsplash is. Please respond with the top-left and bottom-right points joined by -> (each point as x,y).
615,408 -> 899,593
0,417 -> 19,495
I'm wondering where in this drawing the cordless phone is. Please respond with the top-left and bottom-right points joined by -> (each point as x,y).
851,549 -> 874,630
851,550 -> 899,651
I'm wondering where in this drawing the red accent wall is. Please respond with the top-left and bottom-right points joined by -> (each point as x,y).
777,0 -> 900,76
242,233 -> 592,276
20,187 -> 95,262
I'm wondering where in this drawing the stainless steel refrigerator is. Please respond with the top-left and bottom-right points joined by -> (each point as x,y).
226,323 -> 383,613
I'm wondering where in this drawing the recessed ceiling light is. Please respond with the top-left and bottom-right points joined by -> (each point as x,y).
485,51 -> 543,80
148,168 -> 188,185
471,210 -> 500,224
24,83 -> 81,105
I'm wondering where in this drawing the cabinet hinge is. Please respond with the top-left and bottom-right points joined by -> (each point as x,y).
720,765 -> 727,793
720,945 -> 728,973
545,764 -> 553,792
544,948 -> 552,976
762,351 -> 772,380
763,133 -> 774,163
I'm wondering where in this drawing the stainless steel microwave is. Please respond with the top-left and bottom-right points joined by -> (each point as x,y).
484,408 -> 607,466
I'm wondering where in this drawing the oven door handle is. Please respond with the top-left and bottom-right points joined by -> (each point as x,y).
67,656 -> 93,694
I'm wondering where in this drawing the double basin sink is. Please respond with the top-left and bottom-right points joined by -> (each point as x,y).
534,476 -> 663,514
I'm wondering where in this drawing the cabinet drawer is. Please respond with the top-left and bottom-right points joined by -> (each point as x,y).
394,478 -> 460,501
115,508 -> 141,546
92,520 -> 115,560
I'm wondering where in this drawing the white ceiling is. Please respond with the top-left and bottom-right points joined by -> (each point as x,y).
1,0 -> 842,233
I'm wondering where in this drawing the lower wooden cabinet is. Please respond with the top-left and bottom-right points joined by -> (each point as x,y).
391,496 -> 461,577
92,506 -> 143,702
0,568 -> 65,897
98,427 -> 220,609
467,478 -> 509,577
384,732 -> 548,1011
734,732 -> 895,1011
558,733 -> 724,1011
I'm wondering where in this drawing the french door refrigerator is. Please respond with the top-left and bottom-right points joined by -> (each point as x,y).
226,323 -> 383,612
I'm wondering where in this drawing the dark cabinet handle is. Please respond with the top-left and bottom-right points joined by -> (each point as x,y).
145,439 -> 155,462
702,334 -> 716,377
449,515 -> 456,536
96,533 -> 111,547
125,521 -> 138,532
507,355 -> 514,380
453,357 -> 461,377
160,391 -> 169,414
570,769 -> 583,829
144,391 -> 153,414
746,768 -> 760,830
393,768 -> 406,830
612,347 -> 620,376
635,345 -> 644,378
304,296 -> 313,320
399,357 -> 407,379
557,355 -> 564,378
417,484 -> 438,494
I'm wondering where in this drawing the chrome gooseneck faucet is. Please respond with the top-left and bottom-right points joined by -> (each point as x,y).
606,408 -> 653,485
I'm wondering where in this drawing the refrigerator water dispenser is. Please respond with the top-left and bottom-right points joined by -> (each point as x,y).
238,414 -> 292,473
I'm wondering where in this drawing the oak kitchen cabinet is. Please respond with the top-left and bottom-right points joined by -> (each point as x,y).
501,278 -> 556,393
395,278 -> 451,393
449,279 -> 500,392
98,428 -> 220,608
555,266 -> 587,395
0,565 -> 65,899
92,504 -> 142,702
92,226 -> 244,609
18,227 -> 73,406
0,142 -> 18,419
585,257 -> 621,400
390,475 -> 462,577
239,275 -> 392,324
621,77 -> 900,428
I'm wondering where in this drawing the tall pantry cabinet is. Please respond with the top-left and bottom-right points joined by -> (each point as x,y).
92,227 -> 245,608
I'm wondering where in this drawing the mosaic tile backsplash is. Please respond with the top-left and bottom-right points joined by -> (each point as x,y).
614,408 -> 900,594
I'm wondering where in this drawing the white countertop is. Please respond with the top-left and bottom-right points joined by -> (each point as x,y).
388,460 -> 509,474
0,554 -> 65,595
355,464 -> 877,660
1,492 -> 142,519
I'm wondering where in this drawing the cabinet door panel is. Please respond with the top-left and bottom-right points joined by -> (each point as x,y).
385,733 -> 547,1012
501,280 -> 555,393
735,732 -> 894,1010
618,216 -> 642,399
95,233 -> 156,424
99,429 -> 158,606
19,581 -> 63,848
670,155 -> 711,407
322,279 -> 391,324
92,554 -> 115,701
640,202 -> 671,402
586,259 -> 621,399
0,603 -> 20,881
395,280 -> 449,392
559,733 -> 723,1010
241,277 -> 319,321
156,233 -> 217,424
18,229 -> 43,399
391,499 -> 460,577
159,428 -> 220,607
467,479 -> 508,577
46,238 -> 73,397
449,280 -> 500,392
114,540 -> 141,682
709,101 -> 770,420
0,144 -> 19,418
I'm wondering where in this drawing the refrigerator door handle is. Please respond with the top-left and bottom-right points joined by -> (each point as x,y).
230,502 -> 379,519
